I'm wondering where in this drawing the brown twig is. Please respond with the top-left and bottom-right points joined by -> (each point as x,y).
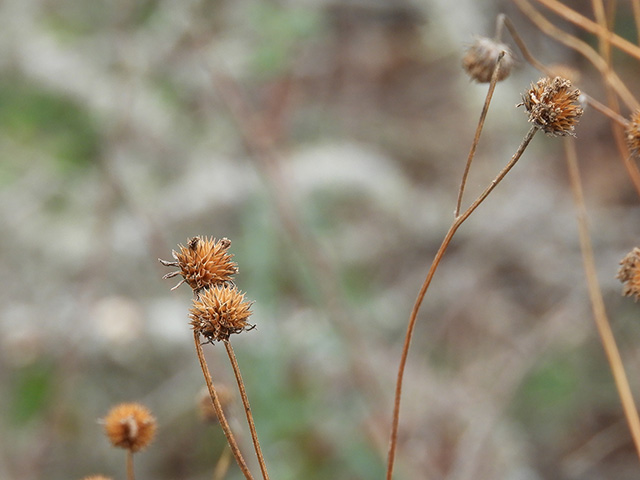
126,450 -> 135,480
224,341 -> 270,480
386,126 -> 538,480
194,332 -> 254,480
563,137 -> 640,461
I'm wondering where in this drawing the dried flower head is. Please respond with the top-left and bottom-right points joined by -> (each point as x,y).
103,403 -> 156,452
617,247 -> 640,300
198,384 -> 235,423
519,76 -> 584,136
626,110 -> 640,158
160,236 -> 237,292
190,285 -> 254,343
462,36 -> 514,83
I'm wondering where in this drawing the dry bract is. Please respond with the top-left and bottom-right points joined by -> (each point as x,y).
189,285 -> 254,343
462,36 -> 514,83
103,403 -> 157,453
519,76 -> 584,136
160,236 -> 238,292
618,247 -> 640,300
626,110 -> 640,158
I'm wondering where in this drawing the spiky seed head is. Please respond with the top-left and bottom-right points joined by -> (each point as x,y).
617,247 -> 640,301
626,110 -> 640,158
462,36 -> 514,83
103,403 -> 156,452
160,236 -> 238,292
189,285 -> 253,343
519,76 -> 584,136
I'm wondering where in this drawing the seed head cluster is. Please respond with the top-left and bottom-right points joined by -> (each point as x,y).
462,36 -> 514,83
519,76 -> 584,136
626,110 -> 640,158
617,247 -> 640,301
103,402 -> 156,453
161,236 -> 254,343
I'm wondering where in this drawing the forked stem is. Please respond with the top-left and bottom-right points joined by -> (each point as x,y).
386,126 -> 538,480
563,138 -> 640,461
224,341 -> 270,480
194,332 -> 254,480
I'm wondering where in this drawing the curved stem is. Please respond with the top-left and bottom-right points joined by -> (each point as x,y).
194,332 -> 254,480
386,127 -> 537,479
224,341 -> 270,480
563,138 -> 640,461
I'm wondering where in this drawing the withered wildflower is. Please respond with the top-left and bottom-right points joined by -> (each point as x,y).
519,76 -> 584,136
462,36 -> 514,83
190,285 -> 254,343
617,247 -> 640,301
160,236 -> 237,292
103,403 -> 156,452
626,110 -> 640,158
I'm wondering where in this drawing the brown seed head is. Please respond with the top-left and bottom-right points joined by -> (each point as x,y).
103,403 -> 156,452
160,236 -> 237,292
197,384 -> 235,423
189,285 -> 253,343
626,110 -> 640,158
462,36 -> 514,83
519,76 -> 584,136
617,247 -> 640,301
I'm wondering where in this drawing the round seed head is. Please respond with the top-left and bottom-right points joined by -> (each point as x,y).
626,110 -> 640,158
462,36 -> 514,83
519,76 -> 584,136
189,285 -> 253,343
161,236 -> 238,292
617,247 -> 640,301
103,403 -> 156,452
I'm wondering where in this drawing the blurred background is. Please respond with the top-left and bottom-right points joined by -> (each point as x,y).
2,0 -> 640,479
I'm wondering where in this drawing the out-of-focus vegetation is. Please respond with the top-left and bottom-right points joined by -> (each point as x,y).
2,1 -> 640,479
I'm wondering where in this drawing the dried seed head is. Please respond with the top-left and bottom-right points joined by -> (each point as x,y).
462,36 -> 514,83
519,76 -> 584,136
197,384 -> 235,423
103,403 -> 156,452
626,110 -> 640,158
189,285 -> 253,343
160,236 -> 237,292
617,247 -> 640,300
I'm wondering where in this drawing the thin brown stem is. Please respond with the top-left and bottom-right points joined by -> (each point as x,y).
502,15 -> 551,75
224,341 -> 270,480
563,138 -> 640,461
213,446 -> 232,480
126,450 -> 135,480
455,51 -> 505,217
194,332 -> 254,480
386,126 -> 537,480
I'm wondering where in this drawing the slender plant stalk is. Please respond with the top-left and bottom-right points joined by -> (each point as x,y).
455,51 -> 506,217
563,138 -> 640,461
194,332 -> 255,480
386,126 -> 538,480
224,341 -> 270,480
126,450 -> 135,480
